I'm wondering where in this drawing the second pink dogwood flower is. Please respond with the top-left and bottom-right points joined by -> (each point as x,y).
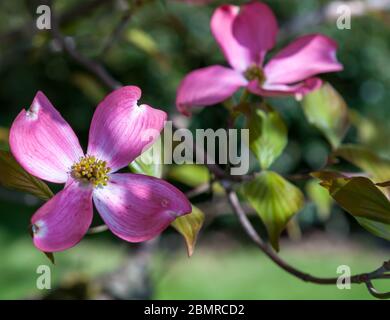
10,86 -> 192,252
176,1 -> 343,115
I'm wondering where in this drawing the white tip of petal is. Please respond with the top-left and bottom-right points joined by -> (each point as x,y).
25,103 -> 40,120
32,220 -> 47,238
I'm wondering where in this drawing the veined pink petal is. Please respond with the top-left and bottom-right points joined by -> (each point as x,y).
31,180 -> 93,252
176,65 -> 248,115
211,5 -> 255,71
264,34 -> 343,84
87,86 -> 167,172
248,77 -> 322,98
9,92 -> 84,183
93,173 -> 192,242
232,1 -> 278,64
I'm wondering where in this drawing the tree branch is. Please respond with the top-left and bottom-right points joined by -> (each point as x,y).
225,184 -> 390,298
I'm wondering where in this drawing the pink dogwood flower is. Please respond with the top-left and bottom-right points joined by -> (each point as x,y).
10,86 -> 192,252
176,1 -> 343,115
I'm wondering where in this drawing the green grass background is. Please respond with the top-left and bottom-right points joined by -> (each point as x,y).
0,197 -> 388,300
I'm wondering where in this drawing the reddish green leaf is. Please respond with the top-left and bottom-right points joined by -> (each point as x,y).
329,177 -> 390,224
0,151 -> 53,200
314,172 -> 390,239
171,205 -> 205,256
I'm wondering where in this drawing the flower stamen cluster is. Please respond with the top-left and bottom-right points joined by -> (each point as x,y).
71,155 -> 111,187
244,64 -> 266,84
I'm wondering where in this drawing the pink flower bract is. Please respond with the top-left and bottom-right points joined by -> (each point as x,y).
10,86 -> 192,252
176,1 -> 343,115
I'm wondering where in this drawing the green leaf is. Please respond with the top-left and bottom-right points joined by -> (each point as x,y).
168,164 -> 224,195
0,151 -> 53,200
334,144 -> 390,183
129,138 -> 163,178
168,164 -> 210,188
306,179 -> 333,221
246,104 -> 287,170
356,217 -> 390,241
302,82 -> 350,149
315,173 -> 390,224
171,205 -> 205,257
240,171 -> 304,251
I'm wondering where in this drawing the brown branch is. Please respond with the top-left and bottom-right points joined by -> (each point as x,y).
366,279 -> 390,299
225,185 -> 390,298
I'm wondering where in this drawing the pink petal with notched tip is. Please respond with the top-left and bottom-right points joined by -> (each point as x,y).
176,65 -> 248,115
87,86 -> 167,173
9,91 -> 84,184
211,5 -> 255,71
248,77 -> 323,98
31,180 -> 93,252
232,1 -> 278,65
93,173 -> 192,243
264,34 -> 343,84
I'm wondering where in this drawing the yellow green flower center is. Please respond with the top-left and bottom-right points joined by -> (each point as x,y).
244,64 -> 266,84
71,155 -> 111,187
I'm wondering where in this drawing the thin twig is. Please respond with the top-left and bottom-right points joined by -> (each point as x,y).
87,224 -> 109,234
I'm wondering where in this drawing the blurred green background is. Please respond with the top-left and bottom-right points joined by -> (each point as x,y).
0,0 -> 389,299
